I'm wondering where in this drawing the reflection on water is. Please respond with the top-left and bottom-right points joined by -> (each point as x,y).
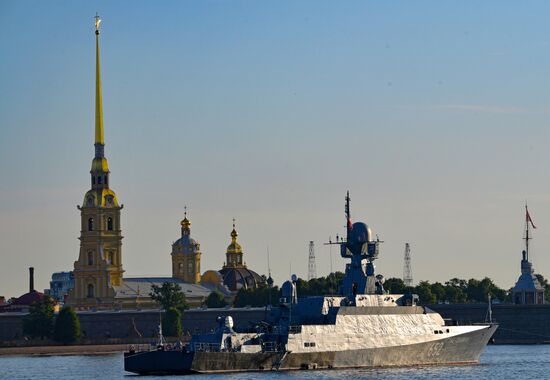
1,345 -> 549,380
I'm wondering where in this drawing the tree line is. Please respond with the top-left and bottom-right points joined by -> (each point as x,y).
225,272 -> 550,306
22,296 -> 81,343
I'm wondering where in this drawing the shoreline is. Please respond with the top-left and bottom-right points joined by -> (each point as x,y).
0,344 -> 130,357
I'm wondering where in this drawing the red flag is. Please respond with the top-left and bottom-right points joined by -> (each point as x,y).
347,217 -> 353,230
526,206 -> 537,229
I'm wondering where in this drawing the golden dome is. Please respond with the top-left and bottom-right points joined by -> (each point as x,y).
181,217 -> 191,229
180,207 -> 191,229
227,219 -> 242,254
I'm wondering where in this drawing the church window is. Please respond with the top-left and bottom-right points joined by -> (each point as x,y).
105,176 -> 108,186
87,197 -> 94,207
92,177 -> 96,185
98,176 -> 102,184
88,218 -> 94,231
187,261 -> 194,274
87,252 -> 94,265
108,251 -> 114,265
107,217 -> 113,231
87,284 -> 94,298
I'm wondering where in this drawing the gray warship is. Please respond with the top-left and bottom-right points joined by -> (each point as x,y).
124,193 -> 497,375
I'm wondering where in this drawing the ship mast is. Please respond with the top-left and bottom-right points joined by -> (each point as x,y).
345,191 -> 352,240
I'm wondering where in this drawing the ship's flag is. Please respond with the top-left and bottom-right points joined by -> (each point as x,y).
526,206 -> 537,229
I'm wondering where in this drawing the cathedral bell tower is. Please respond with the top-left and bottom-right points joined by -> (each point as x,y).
67,15 -> 124,309
171,209 -> 201,284
225,219 -> 244,268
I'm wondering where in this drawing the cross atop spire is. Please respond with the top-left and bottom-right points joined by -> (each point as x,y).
94,13 -> 101,32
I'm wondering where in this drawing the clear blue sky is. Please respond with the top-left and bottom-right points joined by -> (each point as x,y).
1,1 -> 550,298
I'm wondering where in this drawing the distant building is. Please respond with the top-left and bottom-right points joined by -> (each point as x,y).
512,250 -> 545,305
65,19 -> 124,309
0,267 -> 58,313
45,272 -> 74,303
171,212 -> 201,284
202,220 -> 265,294
512,206 -> 545,305
65,17 -> 212,310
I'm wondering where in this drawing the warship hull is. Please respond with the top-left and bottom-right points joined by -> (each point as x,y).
124,324 -> 497,375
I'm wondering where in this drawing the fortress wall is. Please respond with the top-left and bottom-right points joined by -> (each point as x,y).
428,304 -> 550,344
3,304 -> 548,345
0,307 -> 267,343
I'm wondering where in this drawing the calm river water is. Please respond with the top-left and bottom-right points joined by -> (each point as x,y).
1,345 -> 549,380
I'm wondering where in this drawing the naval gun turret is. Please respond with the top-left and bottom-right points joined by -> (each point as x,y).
330,192 -> 384,298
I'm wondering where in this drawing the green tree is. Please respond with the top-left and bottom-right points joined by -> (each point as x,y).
294,272 -> 345,297
233,285 -> 280,307
162,307 -> 182,337
414,281 -> 436,304
535,274 -> 550,302
447,278 -> 468,290
384,278 -> 407,294
466,277 -> 507,303
430,282 -> 446,303
150,282 -> 189,311
22,296 -> 55,340
54,306 -> 81,343
205,291 -> 227,308
443,284 -> 467,303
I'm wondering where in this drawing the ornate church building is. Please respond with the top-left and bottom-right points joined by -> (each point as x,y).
171,210 -> 201,284
66,16 -> 123,309
202,220 -> 265,293
66,16 -> 211,310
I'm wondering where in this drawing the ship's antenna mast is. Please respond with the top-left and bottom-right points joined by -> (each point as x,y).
403,243 -> 413,287
328,236 -> 333,275
308,241 -> 317,280
345,191 -> 352,240
267,245 -> 272,306
267,245 -> 271,279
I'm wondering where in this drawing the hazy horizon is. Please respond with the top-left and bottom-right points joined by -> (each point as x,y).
1,1 -> 550,299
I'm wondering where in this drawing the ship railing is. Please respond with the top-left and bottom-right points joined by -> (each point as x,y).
192,342 -> 221,352
129,344 -> 153,353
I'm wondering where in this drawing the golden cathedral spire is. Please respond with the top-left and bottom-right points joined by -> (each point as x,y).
90,13 -> 109,175
181,206 -> 191,233
230,218 -> 238,242
94,13 -> 104,146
